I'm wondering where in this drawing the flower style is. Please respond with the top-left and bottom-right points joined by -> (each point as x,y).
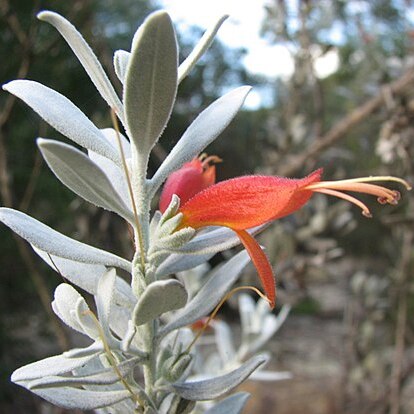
161,164 -> 411,308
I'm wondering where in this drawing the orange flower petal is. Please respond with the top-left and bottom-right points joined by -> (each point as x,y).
180,169 -> 322,230
235,229 -> 276,308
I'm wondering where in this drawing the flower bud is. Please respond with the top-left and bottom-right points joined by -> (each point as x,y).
159,154 -> 221,213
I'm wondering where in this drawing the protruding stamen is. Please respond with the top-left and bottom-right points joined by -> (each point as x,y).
201,155 -> 222,169
198,153 -> 208,161
378,191 -> 400,205
308,176 -> 412,191
377,196 -> 388,205
306,181 -> 401,205
312,188 -> 373,218
393,190 -> 401,201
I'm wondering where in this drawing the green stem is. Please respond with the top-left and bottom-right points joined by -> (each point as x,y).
130,164 -> 159,403
142,320 -> 158,401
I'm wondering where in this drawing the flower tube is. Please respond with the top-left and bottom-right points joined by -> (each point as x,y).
169,167 -> 411,308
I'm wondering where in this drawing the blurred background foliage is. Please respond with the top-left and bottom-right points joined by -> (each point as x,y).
1,0 -> 414,413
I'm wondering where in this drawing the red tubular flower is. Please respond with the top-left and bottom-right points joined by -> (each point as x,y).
159,154 -> 221,213
179,169 -> 411,309
160,158 -> 411,309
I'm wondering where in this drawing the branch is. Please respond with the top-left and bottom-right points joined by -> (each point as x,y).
277,67 -> 414,176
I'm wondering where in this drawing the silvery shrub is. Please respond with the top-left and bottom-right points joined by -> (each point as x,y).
1,10 -> 289,414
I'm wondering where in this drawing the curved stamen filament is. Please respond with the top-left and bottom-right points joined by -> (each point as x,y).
312,188 -> 373,217
307,176 -> 412,191
198,153 -> 208,162
201,155 -> 222,168
307,182 -> 399,204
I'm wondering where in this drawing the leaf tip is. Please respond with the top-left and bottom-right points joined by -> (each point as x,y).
36,137 -> 48,147
37,10 -> 54,21
149,9 -> 173,22
2,80 -> 13,92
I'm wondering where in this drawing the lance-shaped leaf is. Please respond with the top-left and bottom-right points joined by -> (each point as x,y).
38,11 -> 123,117
98,128 -> 131,158
64,342 -> 104,359
133,280 -> 188,326
176,225 -> 264,255
172,355 -> 267,400
248,305 -> 291,355
32,247 -> 135,307
30,387 -> 130,410
178,15 -> 228,83
12,353 -> 99,382
96,268 -> 116,336
213,320 -> 236,364
28,357 -> 139,389
89,128 -> 132,204
114,50 -> 130,83
0,208 -> 131,271
150,86 -> 251,195
159,251 -> 249,336
53,283 -> 99,339
38,139 -> 133,222
205,392 -> 251,414
94,400 -> 135,414
124,11 -> 177,154
156,252 -> 214,278
3,80 -> 121,164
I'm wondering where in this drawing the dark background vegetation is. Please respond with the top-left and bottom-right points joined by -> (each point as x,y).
1,0 -> 413,413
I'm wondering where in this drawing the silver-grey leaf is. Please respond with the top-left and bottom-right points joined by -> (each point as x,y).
53,283 -> 99,339
32,247 -> 135,307
204,392 -> 251,414
133,280 -> 188,326
0,208 -> 131,271
159,251 -> 249,336
28,357 -> 139,389
124,11 -> 177,154
11,353 -> 99,382
2,80 -> 121,164
248,306 -> 291,355
89,128 -> 132,205
63,342 -> 104,358
114,50 -> 130,83
149,86 -> 251,195
52,283 -> 91,335
96,268 -> 116,335
213,320 -> 236,363
178,15 -> 228,83
38,139 -> 133,222
99,127 -> 131,158
177,224 -> 266,255
156,252 -> 215,278
38,11 -> 123,117
172,355 -> 267,400
30,387 -> 130,410
178,227 -> 240,254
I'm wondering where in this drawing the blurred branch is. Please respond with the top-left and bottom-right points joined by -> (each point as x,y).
19,147 -> 43,212
277,67 -> 414,176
